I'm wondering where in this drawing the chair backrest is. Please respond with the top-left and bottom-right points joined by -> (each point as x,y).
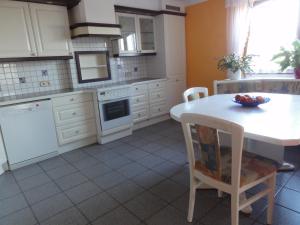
183,87 -> 209,102
181,113 -> 244,189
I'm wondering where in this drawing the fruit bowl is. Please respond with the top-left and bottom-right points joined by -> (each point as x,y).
232,95 -> 270,107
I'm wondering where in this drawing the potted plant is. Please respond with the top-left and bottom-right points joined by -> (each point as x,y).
272,40 -> 300,79
217,54 -> 253,80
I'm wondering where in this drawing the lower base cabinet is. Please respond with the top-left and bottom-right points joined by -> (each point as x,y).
52,92 -> 97,147
131,79 -> 168,124
56,119 -> 96,145
166,77 -> 186,111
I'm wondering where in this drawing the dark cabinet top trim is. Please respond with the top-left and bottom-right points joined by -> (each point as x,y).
70,23 -> 121,29
0,55 -> 73,63
113,52 -> 157,58
12,0 -> 80,9
114,5 -> 186,17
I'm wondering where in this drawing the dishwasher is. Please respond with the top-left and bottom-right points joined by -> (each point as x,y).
0,99 -> 59,169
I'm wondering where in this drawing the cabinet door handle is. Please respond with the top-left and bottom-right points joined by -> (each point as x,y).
70,98 -> 74,102
72,112 -> 76,116
75,130 -> 80,134
30,52 -> 36,56
135,88 -> 139,91
158,108 -> 161,112
138,113 -> 141,117
156,84 -> 159,87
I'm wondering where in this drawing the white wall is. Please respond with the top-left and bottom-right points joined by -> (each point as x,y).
113,0 -> 161,10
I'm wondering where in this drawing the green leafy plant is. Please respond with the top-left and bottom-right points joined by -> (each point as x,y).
217,54 -> 254,74
272,40 -> 300,71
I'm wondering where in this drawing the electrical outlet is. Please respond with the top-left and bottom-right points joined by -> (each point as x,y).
19,77 -> 26,83
134,67 -> 138,72
40,81 -> 50,87
42,70 -> 48,77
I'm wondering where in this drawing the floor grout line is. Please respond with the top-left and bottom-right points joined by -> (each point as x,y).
1,120 -> 300,225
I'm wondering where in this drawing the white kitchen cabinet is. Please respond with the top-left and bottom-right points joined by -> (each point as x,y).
53,101 -> 95,126
52,93 -> 96,146
164,15 -> 186,77
30,3 -> 72,56
166,77 -> 186,111
137,15 -> 156,53
146,14 -> 187,110
0,1 -> 36,58
56,119 -> 96,145
113,13 -> 156,56
0,1 -> 72,58
131,80 -> 168,124
146,14 -> 186,80
131,83 -> 149,123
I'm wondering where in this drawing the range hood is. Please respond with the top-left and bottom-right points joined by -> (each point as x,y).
69,0 -> 121,38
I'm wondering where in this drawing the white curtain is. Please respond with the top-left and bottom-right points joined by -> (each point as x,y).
226,0 -> 254,56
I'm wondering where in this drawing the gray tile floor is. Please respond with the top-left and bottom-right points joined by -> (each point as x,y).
0,120 -> 300,225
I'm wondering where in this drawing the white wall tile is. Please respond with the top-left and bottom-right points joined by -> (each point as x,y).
0,37 -> 148,97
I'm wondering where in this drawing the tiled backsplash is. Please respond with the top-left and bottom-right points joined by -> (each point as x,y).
0,37 -> 149,97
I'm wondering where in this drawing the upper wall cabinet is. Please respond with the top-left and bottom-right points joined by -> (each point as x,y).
30,4 -> 72,56
0,1 -> 36,58
112,13 -> 156,57
0,1 -> 72,59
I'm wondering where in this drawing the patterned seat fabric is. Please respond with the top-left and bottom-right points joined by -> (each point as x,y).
188,93 -> 201,101
194,125 -> 279,187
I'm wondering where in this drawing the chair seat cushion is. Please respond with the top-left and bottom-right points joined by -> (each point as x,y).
195,147 -> 280,187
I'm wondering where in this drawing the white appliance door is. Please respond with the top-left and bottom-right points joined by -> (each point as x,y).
99,98 -> 132,131
0,100 -> 58,165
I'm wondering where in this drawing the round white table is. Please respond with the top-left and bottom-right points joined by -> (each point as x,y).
170,93 -> 300,169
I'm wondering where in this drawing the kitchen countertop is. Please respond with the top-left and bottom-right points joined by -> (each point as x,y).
0,77 -> 166,107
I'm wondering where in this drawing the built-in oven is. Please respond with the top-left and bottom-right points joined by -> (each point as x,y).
97,86 -> 133,138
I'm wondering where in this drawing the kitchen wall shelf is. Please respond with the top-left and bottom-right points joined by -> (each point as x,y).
75,51 -> 111,83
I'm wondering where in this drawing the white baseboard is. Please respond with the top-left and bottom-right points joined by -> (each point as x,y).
57,136 -> 97,154
133,114 -> 170,130
99,129 -> 132,144
8,151 -> 58,170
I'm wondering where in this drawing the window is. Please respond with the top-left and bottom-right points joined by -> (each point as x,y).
247,0 -> 300,74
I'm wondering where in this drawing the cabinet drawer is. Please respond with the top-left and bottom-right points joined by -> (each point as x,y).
52,93 -> 92,107
131,94 -> 148,106
149,89 -> 166,103
149,102 -> 168,117
54,101 -> 95,126
56,119 -> 96,145
132,84 -> 148,95
148,81 -> 166,90
133,108 -> 149,123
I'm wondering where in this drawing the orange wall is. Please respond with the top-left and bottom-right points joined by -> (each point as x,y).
186,0 -> 227,94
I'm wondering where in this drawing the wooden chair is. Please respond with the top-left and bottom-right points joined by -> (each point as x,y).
181,113 -> 277,225
183,87 -> 209,102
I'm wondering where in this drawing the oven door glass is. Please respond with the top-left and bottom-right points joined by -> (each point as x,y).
103,99 -> 130,121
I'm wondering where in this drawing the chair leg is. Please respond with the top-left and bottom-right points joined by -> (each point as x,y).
187,186 -> 196,222
240,192 -> 253,214
267,174 -> 276,225
231,194 -> 239,225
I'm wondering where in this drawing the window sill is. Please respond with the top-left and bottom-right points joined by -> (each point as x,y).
245,73 -> 295,80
